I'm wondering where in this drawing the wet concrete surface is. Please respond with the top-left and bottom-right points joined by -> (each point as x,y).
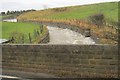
47,26 -> 95,44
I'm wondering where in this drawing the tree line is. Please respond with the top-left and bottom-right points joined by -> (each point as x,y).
0,9 -> 36,15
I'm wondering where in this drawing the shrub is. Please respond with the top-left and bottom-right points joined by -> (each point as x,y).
52,7 -> 68,12
88,13 -> 105,27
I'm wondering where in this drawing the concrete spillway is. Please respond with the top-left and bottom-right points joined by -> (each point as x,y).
47,26 -> 95,44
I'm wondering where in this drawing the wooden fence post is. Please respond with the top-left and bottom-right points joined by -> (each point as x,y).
40,25 -> 43,33
37,30 -> 40,36
22,34 -> 24,43
34,29 -> 37,38
28,33 -> 31,43
11,37 -> 14,43
40,26 -> 41,33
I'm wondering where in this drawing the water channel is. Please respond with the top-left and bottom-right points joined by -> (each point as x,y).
47,26 -> 95,44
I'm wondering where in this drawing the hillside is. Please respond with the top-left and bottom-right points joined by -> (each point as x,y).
17,2 -> 118,44
18,2 -> 118,23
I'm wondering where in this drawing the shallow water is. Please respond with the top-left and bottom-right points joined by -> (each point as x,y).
47,26 -> 95,44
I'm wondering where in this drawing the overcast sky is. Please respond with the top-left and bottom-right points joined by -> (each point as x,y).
0,0 -> 119,12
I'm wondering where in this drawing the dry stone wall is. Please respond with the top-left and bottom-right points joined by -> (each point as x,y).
2,44 -> 118,78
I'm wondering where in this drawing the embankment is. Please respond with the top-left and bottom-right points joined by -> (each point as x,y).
34,25 -> 49,44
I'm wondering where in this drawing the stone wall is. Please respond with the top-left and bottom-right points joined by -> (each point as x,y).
2,45 -> 118,78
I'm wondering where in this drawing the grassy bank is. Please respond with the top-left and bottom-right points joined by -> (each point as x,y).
1,22 -> 47,44
17,2 -> 118,44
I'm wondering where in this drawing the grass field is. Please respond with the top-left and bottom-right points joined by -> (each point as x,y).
1,22 -> 46,43
18,2 -> 118,23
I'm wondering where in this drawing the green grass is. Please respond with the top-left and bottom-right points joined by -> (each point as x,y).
50,2 -> 118,22
18,2 -> 118,23
1,22 -> 44,43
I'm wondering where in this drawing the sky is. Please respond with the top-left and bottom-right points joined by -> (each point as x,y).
0,0 -> 119,12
